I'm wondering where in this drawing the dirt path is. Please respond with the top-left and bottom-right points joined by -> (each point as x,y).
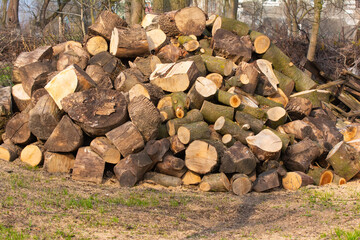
1,159 -> 360,240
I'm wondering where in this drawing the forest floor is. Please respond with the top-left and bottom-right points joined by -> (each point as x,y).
1,159 -> 360,240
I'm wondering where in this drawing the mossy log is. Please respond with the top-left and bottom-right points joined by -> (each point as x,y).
166,109 -> 204,136
200,101 -> 234,123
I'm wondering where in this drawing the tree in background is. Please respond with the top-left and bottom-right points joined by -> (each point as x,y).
6,0 -> 19,29
131,0 -> 144,25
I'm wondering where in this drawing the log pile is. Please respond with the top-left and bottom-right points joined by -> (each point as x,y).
1,8 -> 359,195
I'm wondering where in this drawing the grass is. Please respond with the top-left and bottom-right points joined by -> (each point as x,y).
0,66 -> 12,87
0,224 -> 28,240
320,226 -> 360,239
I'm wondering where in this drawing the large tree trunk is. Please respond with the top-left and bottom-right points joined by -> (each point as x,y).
131,0 -> 144,25
6,0 -> 19,29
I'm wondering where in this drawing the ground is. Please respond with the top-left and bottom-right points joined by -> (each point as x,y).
1,159 -> 360,240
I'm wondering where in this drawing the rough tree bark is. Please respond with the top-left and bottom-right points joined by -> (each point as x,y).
6,0 -> 19,29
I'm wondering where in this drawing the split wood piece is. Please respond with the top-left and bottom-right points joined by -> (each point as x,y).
52,41 -> 81,56
156,153 -> 186,178
200,55 -> 233,76
220,141 -> 257,174
171,92 -> 188,118
141,13 -> 158,29
266,107 -> 287,129
57,45 -> 90,71
145,139 -> 170,169
88,10 -> 128,40
157,95 -> 173,110
178,121 -> 210,145
282,172 -> 314,191
44,115 -> 83,152
307,168 -> 333,186
110,26 -> 149,58
179,55 -> 207,77
338,90 -> 360,112
277,120 -> 316,141
216,89 -> 241,108
235,62 -> 259,95
106,121 -> 145,158
85,65 -> 113,89
157,43 -> 185,63
166,109 -> 203,136
13,46 -> 53,83
252,169 -> 280,192
206,73 -> 223,89
348,139 -> 360,151
90,137 -> 120,164
231,174 -> 252,195
267,88 -> 290,107
214,116 -> 252,144
88,51 -> 122,74
31,88 -> 49,106
290,90 -> 331,108
114,68 -> 145,92
253,35 -> 271,54
144,172 -> 182,187
129,83 -> 164,105
182,170 -> 201,185
114,150 -> 152,187
286,97 -> 312,120
45,64 -> 96,110
267,128 -> 292,152
160,107 -> 176,122
187,77 -> 217,109
261,44 -> 318,91
332,173 -> 346,185
254,59 -> 279,96
213,29 -> 252,63
199,173 -> 230,192
12,84 -> 30,112
0,86 -> 12,115
274,70 -> 295,97
132,56 -> 162,77
283,138 -> 323,172
146,29 -> 167,52
185,140 -> 218,174
19,62 -> 54,96
20,142 -> 44,167
200,101 -> 234,124
235,111 -> 264,134
86,36 -> 108,56
174,7 -> 206,36
246,129 -> 282,161
206,14 -> 218,27
229,86 -> 259,106
341,124 -> 360,142
0,142 -> 21,161
128,95 -> 161,142
72,147 -> 105,184
326,141 -> 360,181
169,135 -> 186,154
61,88 -> 128,136
222,134 -> 235,147
150,61 -> 199,92
212,17 -> 249,37
43,152 -> 75,173
5,112 -> 33,145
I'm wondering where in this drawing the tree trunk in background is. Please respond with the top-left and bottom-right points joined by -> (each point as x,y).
131,0 -> 144,25
170,0 -> 190,10
290,0 -> 298,36
124,0 -> 131,24
6,0 -> 19,29
90,0 -> 95,24
1,0 -> 8,27
38,0 -> 71,29
205,0 -> 208,14
153,0 -> 164,13
79,0 -> 85,36
225,0 -> 237,19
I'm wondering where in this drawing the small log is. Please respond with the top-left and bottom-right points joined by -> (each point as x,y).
199,173 -> 230,192
157,95 -> 172,110
171,92 -> 188,119
114,67 -> 145,92
236,103 -> 268,121
282,172 -> 314,191
216,89 -> 241,108
214,116 -> 252,144
185,140 -> 218,174
332,173 -> 346,185
209,125 -> 222,141
110,25 -> 149,58
341,124 -> 360,142
326,141 -> 360,181
200,55 -> 233,76
222,134 -> 235,147
212,17 -> 249,37
129,83 -> 164,105
57,45 -> 90,71
43,152 -> 75,173
0,142 -> 21,162
187,77 -> 217,109
169,135 -> 186,154
206,73 -> 223,89
89,137 -> 120,165
174,7 -> 206,36
61,88 -> 128,136
132,55 -> 161,77
182,170 -> 201,185
178,121 -> 210,144
5,112 -> 33,145
200,101 -> 234,123
144,172 -> 182,187
12,84 -> 31,111
253,35 -> 271,54
274,70 -> 295,97
290,89 -> 330,108
86,36 -> 108,56
160,107 -> 176,122
246,129 -> 282,161
277,120 -> 316,141
146,29 -> 167,52
231,174 -> 252,195
235,62 -> 259,95
88,51 -> 123,75
19,62 -> 54,96
157,43 -> 185,63
45,64 -> 96,110
145,138 -> 170,168
167,109 -> 203,136
114,150 -> 152,187
235,111 -> 264,134
307,168 -> 333,186
20,142 -> 44,167
252,169 -> 280,192
156,153 -> 186,178
72,147 -> 105,184
85,65 -> 113,89
286,97 -> 313,120
266,107 -> 287,129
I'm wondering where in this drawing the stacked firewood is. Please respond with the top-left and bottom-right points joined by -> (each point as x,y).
0,8 -> 360,195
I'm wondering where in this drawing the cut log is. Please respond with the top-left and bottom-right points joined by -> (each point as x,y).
85,65 -> 113,89
157,95 -> 172,110
182,170 -> 201,185
132,56 -> 162,77
236,104 -> 268,122
57,46 -> 90,71
235,111 -> 264,134
45,64 -> 96,110
274,70 -> 295,97
174,7 -> 206,36
341,124 -> 360,142
12,84 -> 31,111
171,92 -> 188,118
209,125 -> 222,141
157,43 -> 185,63
286,97 -> 312,120
156,153 -> 186,178
252,169 -> 280,192
110,25 -> 149,58
0,142 -> 21,162
160,106 -> 176,122
19,62 -> 54,96
146,29 -> 167,52
157,12 -> 181,37
200,101 -> 234,123
145,138 -> 170,168
222,134 -> 235,147
253,35 -> 271,54
144,172 -> 182,187
20,142 -> 44,167
88,10 -> 128,40
246,129 -> 282,161
187,77 -> 217,109
254,94 -> 283,108
178,121 -> 210,144
129,83 -> 164,106
44,115 -> 83,152
326,141 -> 360,181
212,17 -> 249,37
169,135 -> 186,154
267,128 -> 292,152
216,89 -> 241,108
214,116 -> 253,144
254,59 -> 279,96
277,120 -> 316,141
290,90 -> 330,108
0,86 -> 12,115
231,174 -> 252,195
166,109 -> 203,136
307,168 -> 333,186
141,13 -> 158,29
72,147 -> 105,184
282,172 -> 314,191
185,140 -> 218,174
114,150 -> 152,187
266,107 -> 287,129
150,61 -> 200,92
5,112 -> 33,145
86,36 -> 108,56
128,95 -> 161,141
29,95 -> 62,140
61,88 -> 128,136
43,152 -> 75,173
88,51 -> 122,74
206,73 -> 223,89
236,62 -> 259,95
31,88 -> 49,106
106,121 -> 145,157
332,173 -> 346,185
199,173 -> 230,192
200,55 -> 233,76
283,138 -> 323,172
114,68 -> 145,92
52,41 -> 81,56
179,55 -> 207,76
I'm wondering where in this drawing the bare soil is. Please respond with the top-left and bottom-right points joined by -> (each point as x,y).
1,159 -> 360,240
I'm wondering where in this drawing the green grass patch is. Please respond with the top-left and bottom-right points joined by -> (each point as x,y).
0,224 -> 28,240
0,66 -> 13,87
